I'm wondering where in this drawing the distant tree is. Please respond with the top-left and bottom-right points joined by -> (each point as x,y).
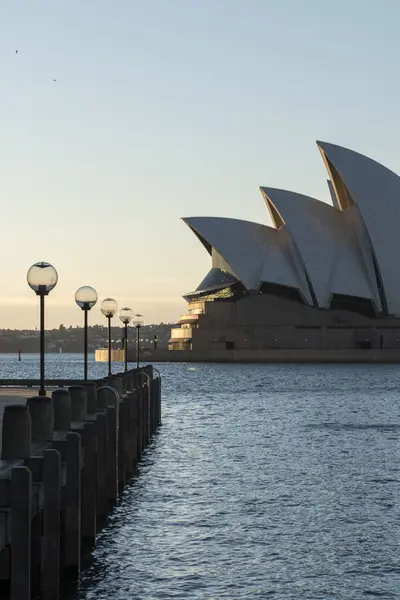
59,324 -> 66,332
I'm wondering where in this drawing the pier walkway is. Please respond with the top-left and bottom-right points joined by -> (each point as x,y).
0,367 -> 162,600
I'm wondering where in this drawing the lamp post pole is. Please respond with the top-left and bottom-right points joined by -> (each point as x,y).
84,307 -> 88,380
119,307 -> 133,373
107,315 -> 112,377
124,323 -> 128,371
136,325 -> 140,369
39,289 -> 46,396
27,262 -> 58,398
100,298 -> 118,378
132,314 -> 144,370
75,286 -> 98,381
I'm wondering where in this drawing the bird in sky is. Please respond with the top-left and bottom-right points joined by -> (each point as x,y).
53,79 -> 57,82
15,50 -> 18,54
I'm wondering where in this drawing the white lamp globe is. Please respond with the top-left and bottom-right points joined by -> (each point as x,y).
119,307 -> 133,324
27,262 -> 58,294
100,298 -> 118,318
132,313 -> 144,328
75,286 -> 98,310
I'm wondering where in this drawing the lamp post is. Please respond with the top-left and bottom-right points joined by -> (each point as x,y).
119,307 -> 133,372
132,313 -> 144,369
27,261 -> 58,396
75,286 -> 98,380
101,298 -> 118,376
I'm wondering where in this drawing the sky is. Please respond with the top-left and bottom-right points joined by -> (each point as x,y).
1,0 -> 400,329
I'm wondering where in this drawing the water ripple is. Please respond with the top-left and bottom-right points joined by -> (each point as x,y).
34,360 -> 400,600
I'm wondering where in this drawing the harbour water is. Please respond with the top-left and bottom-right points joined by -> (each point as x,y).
1,355 -> 400,598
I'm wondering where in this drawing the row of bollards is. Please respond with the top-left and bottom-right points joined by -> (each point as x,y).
0,365 -> 162,600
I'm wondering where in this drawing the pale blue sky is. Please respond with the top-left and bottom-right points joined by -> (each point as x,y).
1,0 -> 400,328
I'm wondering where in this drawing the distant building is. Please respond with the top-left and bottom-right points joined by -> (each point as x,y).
170,141 -> 400,352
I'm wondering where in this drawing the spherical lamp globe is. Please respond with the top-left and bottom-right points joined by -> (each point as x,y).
132,313 -> 144,328
75,286 -> 98,310
119,307 -> 133,324
100,298 -> 118,318
27,262 -> 58,294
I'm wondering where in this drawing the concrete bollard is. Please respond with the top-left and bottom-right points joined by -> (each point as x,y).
97,386 -> 119,505
136,371 -> 151,446
115,374 -> 124,396
118,397 -> 127,488
106,404 -> 118,503
141,387 -> 146,451
69,386 -> 87,422
140,384 -> 149,448
26,396 -> 54,443
96,412 -> 107,518
136,389 -> 142,458
97,387 -> 108,410
81,422 -> 97,542
157,377 -> 162,426
130,391 -> 139,468
145,384 -> 150,445
80,382 -> 97,415
52,389 -> 71,430
153,379 -> 159,433
124,392 -> 133,475
150,379 -> 155,435
121,373 -> 128,394
146,385 -> 150,445
1,405 -> 32,460
127,370 -> 135,391
153,378 -> 158,429
42,449 -> 61,600
31,514 -> 42,595
125,391 -> 137,473
157,376 -> 162,426
114,375 -> 124,395
133,368 -> 141,390
64,432 -> 81,576
10,466 -> 31,600
138,386 -> 144,454
141,367 -> 153,439
149,380 -> 154,437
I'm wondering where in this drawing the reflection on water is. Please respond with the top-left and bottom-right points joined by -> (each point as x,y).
2,356 -> 400,599
0,352 -> 116,381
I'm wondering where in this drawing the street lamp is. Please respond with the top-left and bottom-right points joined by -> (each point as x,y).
75,286 -> 98,380
119,307 -> 133,372
27,261 -> 58,396
101,298 -> 118,376
132,313 -> 144,369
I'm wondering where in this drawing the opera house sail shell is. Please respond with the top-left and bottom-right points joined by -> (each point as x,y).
169,141 -> 400,354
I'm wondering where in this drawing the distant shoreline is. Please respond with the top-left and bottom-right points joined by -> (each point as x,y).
0,351 -> 95,355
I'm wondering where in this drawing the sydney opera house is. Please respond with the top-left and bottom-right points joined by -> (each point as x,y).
169,141 -> 400,356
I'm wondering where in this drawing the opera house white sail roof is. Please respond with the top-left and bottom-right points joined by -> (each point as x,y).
183,217 -> 313,304
183,141 -> 400,317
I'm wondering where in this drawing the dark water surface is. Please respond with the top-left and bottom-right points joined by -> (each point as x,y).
2,355 -> 400,598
